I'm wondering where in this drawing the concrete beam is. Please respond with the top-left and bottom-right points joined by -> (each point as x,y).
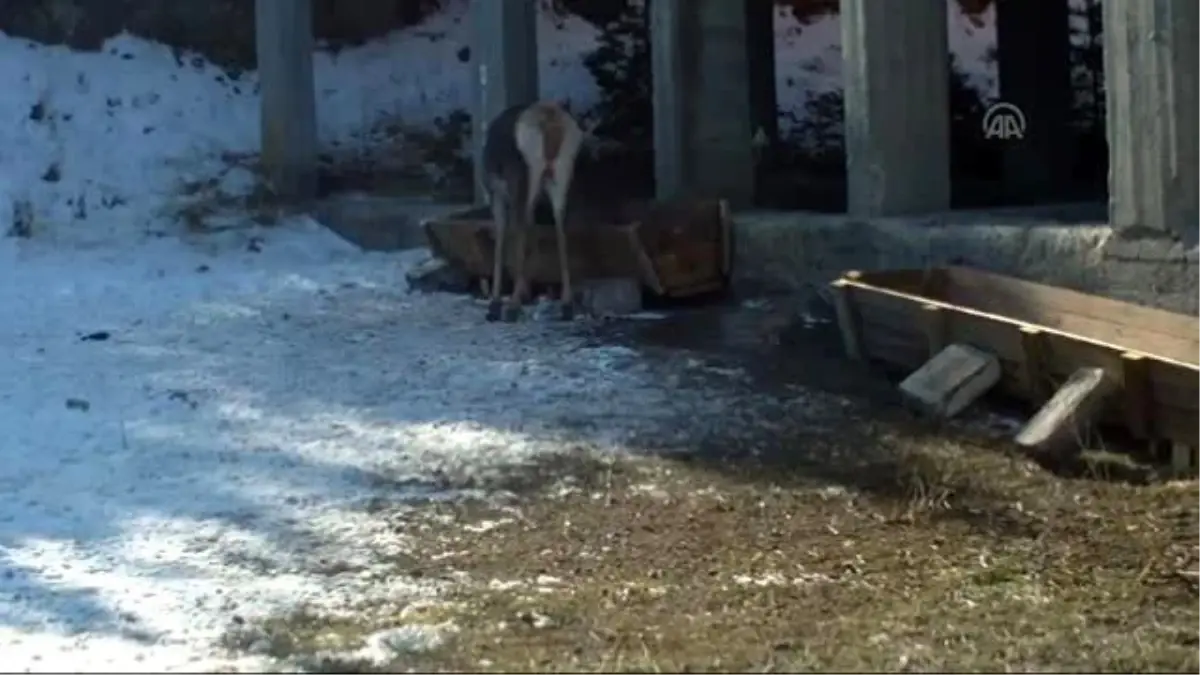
255,0 -> 317,200
651,0 -> 755,207
996,0 -> 1072,204
1103,0 -> 1199,245
840,0 -> 950,216
470,0 -> 538,205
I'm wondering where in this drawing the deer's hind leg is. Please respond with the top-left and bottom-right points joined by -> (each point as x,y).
500,163 -> 539,323
485,179 -> 509,322
546,170 -> 575,321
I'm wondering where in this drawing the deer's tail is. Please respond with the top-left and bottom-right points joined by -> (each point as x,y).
515,102 -> 578,187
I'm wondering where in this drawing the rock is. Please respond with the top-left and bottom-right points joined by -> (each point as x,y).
406,256 -> 472,294
579,277 -> 643,317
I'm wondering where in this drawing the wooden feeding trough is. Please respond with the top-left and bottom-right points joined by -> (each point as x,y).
421,198 -> 733,298
830,266 -> 1199,472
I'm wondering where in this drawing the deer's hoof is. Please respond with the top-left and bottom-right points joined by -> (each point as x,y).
558,302 -> 575,322
485,299 -> 504,322
501,303 -> 523,323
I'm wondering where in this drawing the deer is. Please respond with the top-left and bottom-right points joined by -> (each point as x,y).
480,100 -> 584,323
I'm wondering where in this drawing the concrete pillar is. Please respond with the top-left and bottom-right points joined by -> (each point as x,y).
996,0 -> 1072,204
471,0 -> 538,205
745,0 -> 777,202
1103,0 -> 1199,245
840,0 -> 950,216
256,0 -> 317,200
651,0 -> 755,207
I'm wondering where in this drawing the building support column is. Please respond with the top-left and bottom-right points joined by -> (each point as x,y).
745,0 -> 777,203
1103,0 -> 1199,245
996,0 -> 1072,204
471,0 -> 538,205
256,0 -> 317,200
840,0 -> 950,216
651,0 -> 755,207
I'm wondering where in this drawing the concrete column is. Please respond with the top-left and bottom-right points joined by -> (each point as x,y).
1103,0 -> 1199,245
996,0 -> 1072,204
651,0 -> 755,207
471,0 -> 538,204
256,0 -> 317,200
745,0 -> 777,201
840,0 -> 950,216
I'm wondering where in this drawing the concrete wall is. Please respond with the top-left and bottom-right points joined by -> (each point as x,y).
732,207 -> 1199,316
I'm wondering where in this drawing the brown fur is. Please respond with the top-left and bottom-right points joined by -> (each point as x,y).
482,100 -> 583,323
526,102 -> 566,181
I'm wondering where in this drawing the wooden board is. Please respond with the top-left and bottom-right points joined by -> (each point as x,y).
831,268 -> 1199,450
422,198 -> 732,299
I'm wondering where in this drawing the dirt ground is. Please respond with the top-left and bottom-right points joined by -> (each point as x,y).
226,298 -> 1200,673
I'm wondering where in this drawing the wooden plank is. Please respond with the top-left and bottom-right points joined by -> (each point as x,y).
852,268 -> 934,295
1170,443 -> 1196,476
718,200 -> 733,278
921,304 -> 948,358
846,268 -> 1199,451
1148,360 -> 1200,411
831,272 -> 865,361
1122,352 -> 1152,438
942,266 -> 1198,365
1019,327 -> 1049,404
861,320 -> 927,368
899,343 -> 1002,418
255,0 -> 317,199
626,223 -> 665,295
840,276 -> 1198,371
1016,367 -> 1119,454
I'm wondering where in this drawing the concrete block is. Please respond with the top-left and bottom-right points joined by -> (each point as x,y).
579,277 -> 643,317
405,256 -> 472,295
900,343 -> 1001,418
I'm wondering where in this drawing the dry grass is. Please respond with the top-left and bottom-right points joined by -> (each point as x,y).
240,432 -> 1199,673
215,302 -> 1198,672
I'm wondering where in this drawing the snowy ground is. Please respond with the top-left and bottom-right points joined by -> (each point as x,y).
0,4 -> 1007,670
1,219 -> 794,671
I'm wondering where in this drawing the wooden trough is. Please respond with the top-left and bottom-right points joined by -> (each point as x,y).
422,198 -> 734,298
830,266 -> 1199,472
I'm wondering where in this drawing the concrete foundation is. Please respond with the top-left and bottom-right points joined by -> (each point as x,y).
311,194 -> 1199,320
1103,0 -> 1199,245
840,0 -> 950,217
730,207 -> 1198,316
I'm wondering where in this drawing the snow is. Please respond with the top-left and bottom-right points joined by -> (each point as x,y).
0,215 -> 764,671
0,4 -> 1003,671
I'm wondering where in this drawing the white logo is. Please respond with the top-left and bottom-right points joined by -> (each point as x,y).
982,102 -> 1026,140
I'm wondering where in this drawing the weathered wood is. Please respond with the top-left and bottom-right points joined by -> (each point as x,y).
1019,326 -> 1048,403
255,0 -> 317,200
1122,352 -> 1151,438
920,304 -> 948,358
832,271 -> 865,361
1016,367 -> 1118,453
423,199 -> 729,298
626,223 -> 665,295
718,200 -> 733,278
944,266 -> 1198,365
899,343 -> 1002,418
1170,442 -> 1196,476
834,266 -> 1199,456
